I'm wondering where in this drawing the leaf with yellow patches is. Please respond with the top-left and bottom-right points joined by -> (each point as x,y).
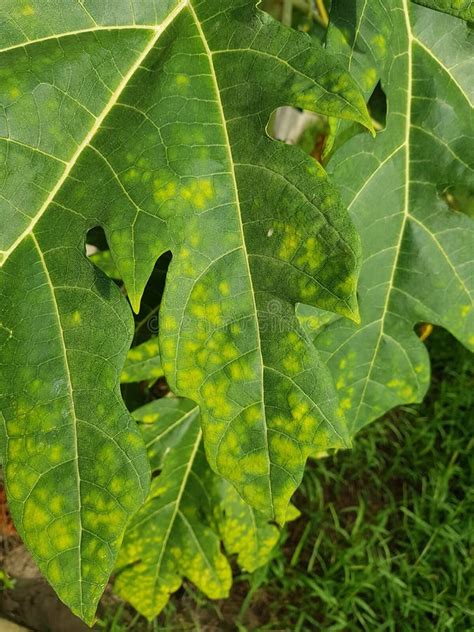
312,0 -> 474,435
116,397 -> 289,619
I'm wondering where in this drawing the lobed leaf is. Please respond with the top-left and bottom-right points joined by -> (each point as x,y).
116,397 -> 287,619
0,0 -> 371,618
313,0 -> 474,434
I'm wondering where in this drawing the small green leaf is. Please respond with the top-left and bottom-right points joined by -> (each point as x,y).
121,338 -> 163,384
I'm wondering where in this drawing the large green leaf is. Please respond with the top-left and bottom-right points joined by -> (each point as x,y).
0,0 -> 374,572
116,397 -> 286,619
0,0 -> 371,619
314,0 -> 474,434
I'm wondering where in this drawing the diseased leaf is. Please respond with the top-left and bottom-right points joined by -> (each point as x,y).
314,0 -> 474,434
116,397 -> 288,619
121,337 -> 163,384
0,6 -> 373,606
412,0 -> 473,20
216,480 -> 282,574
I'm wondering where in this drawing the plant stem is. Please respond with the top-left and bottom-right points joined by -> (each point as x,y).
292,0 -> 325,27
315,0 -> 329,27
282,0 -> 293,26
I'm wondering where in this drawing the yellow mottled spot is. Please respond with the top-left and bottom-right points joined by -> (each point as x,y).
461,305 -> 471,317
162,315 -> 177,331
128,349 -> 143,361
110,478 -> 123,494
163,360 -> 173,373
239,452 -> 268,476
371,34 -> 386,55
49,445 -> 64,464
219,281 -> 230,296
10,87 -> 21,98
25,502 -> 49,528
230,322 -> 241,336
176,74 -> 190,86
339,358 -> 347,369
48,559 -> 62,585
336,377 -> 345,390
363,67 -> 377,89
270,434 -> 299,463
71,311 -> 82,325
162,339 -> 176,355
178,367 -> 204,391
21,5 -> 35,16
206,304 -> 223,326
154,180 -> 177,203
402,386 -> 414,399
283,354 -> 302,375
229,359 -> 253,381
180,179 -> 214,209
124,168 -> 138,182
49,496 -> 63,514
278,224 -> 299,261
191,304 -> 205,318
245,405 -> 262,424
340,398 -> 351,410
291,401 -> 309,421
387,379 -> 402,389
184,340 -> 199,353
243,484 -> 267,509
142,413 -> 158,423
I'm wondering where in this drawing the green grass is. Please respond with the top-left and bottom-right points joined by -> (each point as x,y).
100,330 -> 473,631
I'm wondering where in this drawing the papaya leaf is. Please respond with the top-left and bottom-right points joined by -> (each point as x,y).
116,397 -> 289,619
0,7 -> 373,607
314,0 -> 474,435
0,0 -> 372,618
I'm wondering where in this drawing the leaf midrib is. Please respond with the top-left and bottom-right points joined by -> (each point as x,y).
350,0 -> 473,425
30,233 -> 85,617
353,0 -> 413,425
185,2 -> 273,512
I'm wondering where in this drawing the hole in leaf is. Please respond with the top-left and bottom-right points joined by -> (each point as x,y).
368,81 -> 387,131
85,225 -> 108,253
441,185 -> 474,218
268,106 -> 329,159
86,226 -> 122,283
133,251 -> 171,344
151,468 -> 162,481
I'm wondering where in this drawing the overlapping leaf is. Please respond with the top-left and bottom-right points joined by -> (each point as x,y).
0,0 -> 372,620
121,337 -> 163,384
412,0 -> 473,20
312,0 -> 474,435
116,397 -> 286,619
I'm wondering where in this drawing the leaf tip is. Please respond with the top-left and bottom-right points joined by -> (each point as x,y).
128,292 -> 142,315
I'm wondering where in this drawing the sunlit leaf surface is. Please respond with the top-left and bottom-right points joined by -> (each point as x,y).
0,0 -> 371,619
314,0 -> 474,434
